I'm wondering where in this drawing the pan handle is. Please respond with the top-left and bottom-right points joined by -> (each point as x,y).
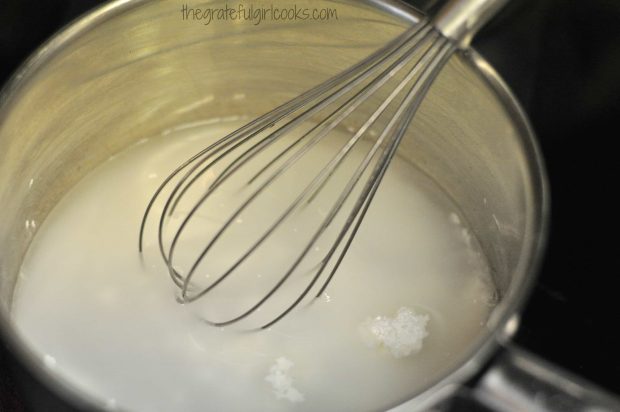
442,344 -> 620,412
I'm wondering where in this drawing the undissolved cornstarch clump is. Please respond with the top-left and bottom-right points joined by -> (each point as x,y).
265,357 -> 305,403
360,307 -> 430,358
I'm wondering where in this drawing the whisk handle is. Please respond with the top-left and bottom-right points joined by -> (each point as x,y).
433,0 -> 509,47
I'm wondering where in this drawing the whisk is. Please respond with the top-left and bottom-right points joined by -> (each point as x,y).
139,0 -> 509,329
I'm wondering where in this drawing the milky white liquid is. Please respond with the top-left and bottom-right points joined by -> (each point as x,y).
12,120 -> 495,412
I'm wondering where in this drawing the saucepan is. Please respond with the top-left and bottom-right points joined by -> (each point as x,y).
0,0 -> 617,410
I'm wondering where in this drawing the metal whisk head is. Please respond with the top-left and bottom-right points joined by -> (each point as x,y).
139,0 -> 507,329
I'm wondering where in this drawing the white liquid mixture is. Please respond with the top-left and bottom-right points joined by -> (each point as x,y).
12,120 -> 495,412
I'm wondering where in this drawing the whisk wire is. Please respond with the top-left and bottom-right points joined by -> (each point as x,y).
138,8 -> 478,328
315,40 -> 456,299
141,23 -> 434,289
165,24 -> 434,219
261,39 -> 456,328
171,29 -> 443,305
179,36 -> 453,328
156,25 -> 436,288
165,27 -> 439,284
138,21 -> 430,256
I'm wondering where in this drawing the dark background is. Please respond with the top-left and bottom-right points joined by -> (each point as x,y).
1,0 -> 619,410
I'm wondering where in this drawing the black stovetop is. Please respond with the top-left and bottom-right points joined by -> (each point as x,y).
1,0 -> 619,410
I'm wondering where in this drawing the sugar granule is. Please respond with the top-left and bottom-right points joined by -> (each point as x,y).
360,307 -> 429,358
265,357 -> 305,403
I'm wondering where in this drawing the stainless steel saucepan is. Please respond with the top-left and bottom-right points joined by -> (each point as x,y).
0,1 -> 617,410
